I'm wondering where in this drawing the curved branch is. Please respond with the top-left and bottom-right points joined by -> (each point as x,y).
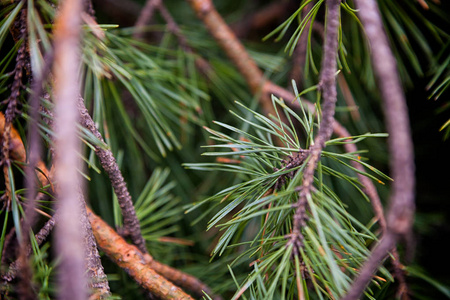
77,97 -> 147,254
133,0 -> 160,39
289,0 -> 341,253
343,0 -> 416,298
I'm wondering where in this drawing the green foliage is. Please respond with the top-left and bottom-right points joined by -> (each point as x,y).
185,93 -> 392,299
0,0 -> 449,299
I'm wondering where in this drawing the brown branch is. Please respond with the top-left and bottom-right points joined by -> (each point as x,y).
337,73 -> 360,121
77,96 -> 147,254
149,259 -> 222,300
39,96 -> 216,298
186,0 -> 358,145
343,0 -> 416,299
289,2 -> 313,90
133,0 -> 160,39
135,0 -> 213,76
38,95 -> 112,298
79,193 -> 112,298
1,111 -> 111,299
87,207 -> 194,300
289,0 -> 341,254
52,0 -> 87,298
34,216 -> 56,246
77,101 -> 218,297
343,232 -> 397,300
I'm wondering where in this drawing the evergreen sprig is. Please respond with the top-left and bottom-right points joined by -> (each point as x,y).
185,96 -> 390,299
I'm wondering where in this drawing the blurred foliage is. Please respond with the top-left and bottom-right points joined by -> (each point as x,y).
0,0 -> 449,299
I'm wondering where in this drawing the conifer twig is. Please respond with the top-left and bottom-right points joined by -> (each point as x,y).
133,0 -> 160,39
17,47 -> 54,300
289,0 -> 341,254
79,192 -> 112,298
52,0 -> 87,297
185,0 -> 366,149
87,207 -> 194,300
149,259 -> 222,300
77,97 -> 147,254
77,101 -> 218,297
343,0 -> 416,298
1,111 -> 112,298
37,89 -> 216,296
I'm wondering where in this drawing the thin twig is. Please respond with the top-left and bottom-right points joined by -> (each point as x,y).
343,232 -> 397,299
186,0 -> 359,145
16,49 -> 55,300
34,216 -> 56,246
343,0 -> 416,298
149,259 -> 222,300
2,108 -> 219,298
77,96 -> 147,254
289,2 -> 313,90
288,0 -> 341,254
79,191 -> 112,298
133,0 -> 160,39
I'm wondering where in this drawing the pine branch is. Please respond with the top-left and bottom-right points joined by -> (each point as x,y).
343,0 -> 416,298
289,0 -> 341,256
133,0 -> 160,39
264,56 -> 388,247
79,194 -> 112,298
77,96 -> 147,254
149,259 -> 222,300
289,2 -> 313,90
52,0 -> 87,298
87,206 -> 194,300
0,112 -> 111,299
2,109 -> 217,298
185,0 -> 374,166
